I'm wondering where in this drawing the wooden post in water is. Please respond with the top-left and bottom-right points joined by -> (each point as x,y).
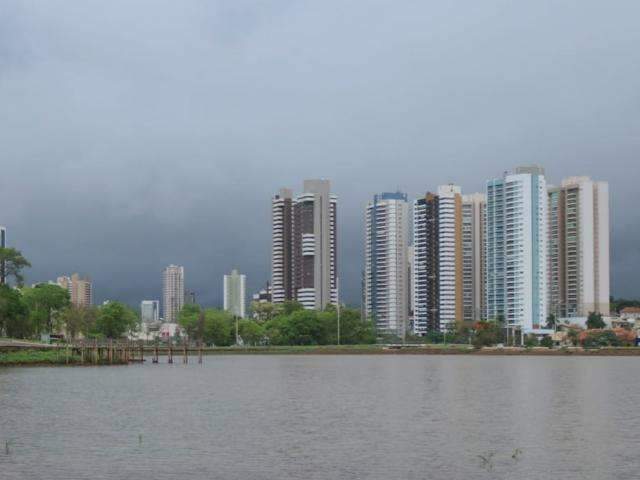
93,340 -> 98,364
153,342 -> 159,364
198,342 -> 203,365
168,341 -> 173,364
183,342 -> 188,364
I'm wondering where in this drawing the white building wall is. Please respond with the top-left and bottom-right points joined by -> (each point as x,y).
595,181 -> 610,314
365,193 -> 409,337
224,270 -> 246,318
438,184 -> 461,332
488,168 -> 547,333
412,199 -> 428,335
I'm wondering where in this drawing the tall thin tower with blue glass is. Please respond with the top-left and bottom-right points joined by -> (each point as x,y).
485,166 -> 548,333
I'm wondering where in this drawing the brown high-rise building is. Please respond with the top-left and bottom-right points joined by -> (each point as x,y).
413,185 -> 470,334
57,273 -> 93,308
271,180 -> 338,310
413,192 -> 440,334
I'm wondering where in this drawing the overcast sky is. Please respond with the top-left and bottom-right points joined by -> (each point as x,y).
1,0 -> 639,308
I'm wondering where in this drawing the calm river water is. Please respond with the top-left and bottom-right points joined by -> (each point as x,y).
1,355 -> 639,479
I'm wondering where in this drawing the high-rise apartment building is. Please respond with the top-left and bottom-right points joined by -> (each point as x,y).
485,166 -> 548,333
271,180 -> 338,310
548,177 -> 610,317
57,273 -> 93,308
162,264 -> 184,323
407,245 -> 414,321
140,300 -> 160,323
223,269 -> 246,318
413,185 -> 465,334
462,193 -> 486,323
364,192 -> 409,337
437,184 -> 464,332
413,192 -> 439,335
271,188 -> 293,304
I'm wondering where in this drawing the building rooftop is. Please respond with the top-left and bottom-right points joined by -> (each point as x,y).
621,307 -> 640,314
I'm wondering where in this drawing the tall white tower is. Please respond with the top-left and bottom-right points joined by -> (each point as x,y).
486,166 -> 548,333
364,192 -> 409,337
223,269 -> 247,318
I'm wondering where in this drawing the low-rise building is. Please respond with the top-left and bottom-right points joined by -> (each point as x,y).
620,307 -> 640,322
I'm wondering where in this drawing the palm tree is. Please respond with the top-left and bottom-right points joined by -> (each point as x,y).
0,247 -> 31,286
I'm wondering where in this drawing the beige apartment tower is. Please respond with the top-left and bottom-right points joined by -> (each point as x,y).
548,177 -> 610,317
462,193 -> 486,323
57,273 -> 93,308
162,265 -> 185,323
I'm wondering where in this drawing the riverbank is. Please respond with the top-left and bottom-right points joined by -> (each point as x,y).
2,344 -> 640,365
145,344 -> 640,356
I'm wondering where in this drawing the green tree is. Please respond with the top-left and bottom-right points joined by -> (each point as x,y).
334,308 -> 376,345
586,311 -> 606,330
451,324 -> 472,344
0,285 -> 31,338
238,319 -> 264,345
22,284 -> 70,334
250,301 -> 279,323
281,300 -> 304,315
425,330 -> 445,344
282,309 -> 321,345
472,321 -> 503,349
178,303 -> 202,338
203,309 -> 234,346
566,327 -> 580,346
546,313 -> 556,329
524,334 -> 539,348
95,301 -> 139,338
59,305 -> 97,339
540,336 -> 554,348
0,247 -> 31,286
262,315 -> 289,345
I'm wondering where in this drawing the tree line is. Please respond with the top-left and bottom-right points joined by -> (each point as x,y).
179,301 -> 376,346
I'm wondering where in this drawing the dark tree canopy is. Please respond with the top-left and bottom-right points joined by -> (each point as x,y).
0,247 -> 31,286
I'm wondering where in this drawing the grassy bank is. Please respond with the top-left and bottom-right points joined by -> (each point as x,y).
0,349 -> 82,366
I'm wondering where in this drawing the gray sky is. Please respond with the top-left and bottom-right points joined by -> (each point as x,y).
1,0 -> 639,307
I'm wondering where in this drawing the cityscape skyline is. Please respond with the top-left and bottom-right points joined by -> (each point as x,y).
0,167 -> 623,312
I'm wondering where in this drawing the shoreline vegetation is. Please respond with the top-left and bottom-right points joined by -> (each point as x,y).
2,343 -> 640,366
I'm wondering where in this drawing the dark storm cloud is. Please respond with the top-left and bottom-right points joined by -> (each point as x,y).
1,0 -> 639,307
